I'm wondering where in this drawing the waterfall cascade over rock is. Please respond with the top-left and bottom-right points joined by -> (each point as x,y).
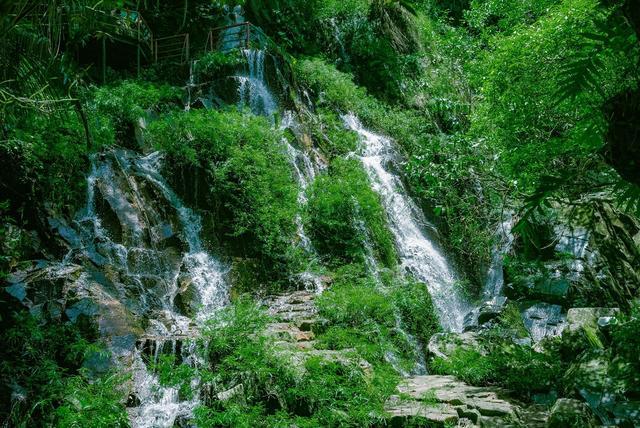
77,150 -> 228,427
344,113 -> 472,332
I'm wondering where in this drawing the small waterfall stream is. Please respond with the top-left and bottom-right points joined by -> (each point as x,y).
281,110 -> 319,255
343,113 -> 471,332
233,45 -> 326,292
79,150 -> 228,427
236,49 -> 277,118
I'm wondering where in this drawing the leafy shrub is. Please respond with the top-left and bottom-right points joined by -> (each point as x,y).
431,336 -> 564,396
55,371 -> 129,428
307,158 -> 396,267
392,280 -> 442,346
0,310 -> 125,426
193,297 -> 399,427
431,348 -> 495,385
1,110 -> 89,222
91,80 -> 181,145
195,51 -> 244,82
317,281 -> 396,329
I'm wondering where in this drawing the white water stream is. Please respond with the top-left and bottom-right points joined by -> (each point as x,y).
80,150 -> 228,427
344,113 -> 471,332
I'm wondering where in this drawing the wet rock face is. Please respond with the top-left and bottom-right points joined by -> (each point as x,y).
505,198 -> 639,309
547,201 -> 639,309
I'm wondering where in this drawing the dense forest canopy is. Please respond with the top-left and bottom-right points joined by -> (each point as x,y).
1,0 -> 639,426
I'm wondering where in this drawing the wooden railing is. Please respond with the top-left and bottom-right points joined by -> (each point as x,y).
154,33 -> 190,63
206,22 -> 269,53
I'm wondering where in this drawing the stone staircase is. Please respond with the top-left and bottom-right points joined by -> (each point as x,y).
386,375 -> 548,427
262,290 -> 372,375
261,290 -> 549,427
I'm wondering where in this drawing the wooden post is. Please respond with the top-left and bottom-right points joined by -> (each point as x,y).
101,36 -> 106,84
185,33 -> 189,63
246,22 -> 250,48
136,20 -> 141,77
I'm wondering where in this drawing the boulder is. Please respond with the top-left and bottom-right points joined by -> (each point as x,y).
217,384 -> 245,403
547,398 -> 597,428
521,303 -> 566,343
174,276 -> 201,318
566,308 -> 619,333
463,297 -> 507,331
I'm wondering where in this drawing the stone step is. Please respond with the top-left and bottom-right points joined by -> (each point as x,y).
385,375 -> 547,427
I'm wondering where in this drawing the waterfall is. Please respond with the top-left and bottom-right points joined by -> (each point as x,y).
79,150 -> 228,427
343,113 -> 471,332
281,111 -> 319,254
236,49 -> 277,118
482,211 -> 515,300
220,5 -> 246,51
352,198 -> 382,282
185,60 -> 198,111
233,39 -> 324,293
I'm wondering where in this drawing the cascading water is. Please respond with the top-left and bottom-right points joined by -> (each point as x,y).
281,110 -> 320,255
233,41 -> 325,292
185,60 -> 198,111
236,49 -> 277,118
78,150 -> 228,427
352,198 -> 383,282
482,211 -> 516,300
343,113 -> 471,332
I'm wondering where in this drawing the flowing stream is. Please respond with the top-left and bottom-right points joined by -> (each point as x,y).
79,150 -> 228,427
236,49 -> 277,118
343,113 -> 471,332
234,47 -> 325,292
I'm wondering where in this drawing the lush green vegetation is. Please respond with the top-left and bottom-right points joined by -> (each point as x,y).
307,158 -> 397,268
149,108 -> 300,281
0,309 -> 127,426
187,298 -> 400,427
1,0 -> 639,425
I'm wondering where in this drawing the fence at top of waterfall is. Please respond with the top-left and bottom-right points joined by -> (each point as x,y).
206,22 -> 276,53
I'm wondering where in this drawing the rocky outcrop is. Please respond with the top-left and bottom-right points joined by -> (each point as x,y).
566,307 -> 619,333
385,375 -> 548,427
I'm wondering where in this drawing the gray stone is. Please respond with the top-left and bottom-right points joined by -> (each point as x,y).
386,397 -> 459,426
5,283 -> 27,302
217,383 -> 244,403
567,307 -> 619,333
385,375 -> 546,426
65,298 -> 99,322
521,303 -> 566,343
